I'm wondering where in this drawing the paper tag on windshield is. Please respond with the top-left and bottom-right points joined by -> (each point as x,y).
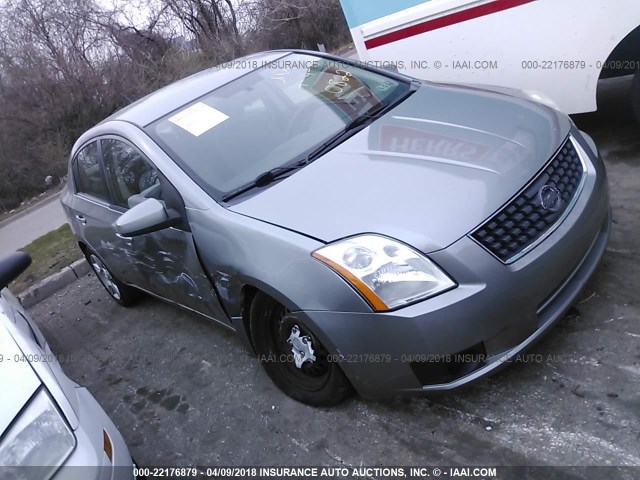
169,102 -> 229,137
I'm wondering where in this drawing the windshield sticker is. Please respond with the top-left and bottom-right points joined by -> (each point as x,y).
169,102 -> 229,137
301,64 -> 382,121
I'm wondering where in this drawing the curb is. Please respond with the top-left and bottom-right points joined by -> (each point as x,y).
19,258 -> 91,309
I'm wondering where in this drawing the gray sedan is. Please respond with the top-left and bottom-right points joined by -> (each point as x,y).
0,252 -> 135,479
61,51 -> 610,405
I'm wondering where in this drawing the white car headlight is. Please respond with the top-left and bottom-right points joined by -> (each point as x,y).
313,235 -> 456,311
0,388 -> 76,480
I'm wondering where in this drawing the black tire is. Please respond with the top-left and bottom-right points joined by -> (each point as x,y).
85,250 -> 141,307
250,292 -> 352,406
633,69 -> 640,124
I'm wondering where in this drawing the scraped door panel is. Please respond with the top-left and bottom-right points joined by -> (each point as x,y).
100,137 -> 227,322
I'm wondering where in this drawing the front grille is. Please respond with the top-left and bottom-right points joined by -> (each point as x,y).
472,137 -> 585,262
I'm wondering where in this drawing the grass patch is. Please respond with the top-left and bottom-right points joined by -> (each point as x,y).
11,223 -> 83,294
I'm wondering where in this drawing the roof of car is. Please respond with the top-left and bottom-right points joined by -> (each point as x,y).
103,51 -> 291,128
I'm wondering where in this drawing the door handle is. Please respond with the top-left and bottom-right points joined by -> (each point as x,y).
75,214 -> 87,225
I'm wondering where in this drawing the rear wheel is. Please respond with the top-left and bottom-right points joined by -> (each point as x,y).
633,70 -> 640,123
86,252 -> 140,307
250,292 -> 352,406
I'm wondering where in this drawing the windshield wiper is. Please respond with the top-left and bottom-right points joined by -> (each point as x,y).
301,105 -> 389,165
253,161 -> 309,188
221,100 -> 408,203
221,160 -> 309,202
303,81 -> 421,163
222,115 -> 377,203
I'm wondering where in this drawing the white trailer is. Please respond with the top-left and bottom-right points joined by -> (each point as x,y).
339,0 -> 640,119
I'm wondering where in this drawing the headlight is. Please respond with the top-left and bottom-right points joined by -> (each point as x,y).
313,235 -> 456,311
0,388 -> 76,480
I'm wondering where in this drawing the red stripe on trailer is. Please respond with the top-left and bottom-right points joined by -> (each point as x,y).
364,0 -> 536,49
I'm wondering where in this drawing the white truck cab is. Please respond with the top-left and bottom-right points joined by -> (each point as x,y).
340,0 -> 640,119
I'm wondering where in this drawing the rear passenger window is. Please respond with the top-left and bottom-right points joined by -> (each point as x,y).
101,138 -> 160,209
75,142 -> 108,201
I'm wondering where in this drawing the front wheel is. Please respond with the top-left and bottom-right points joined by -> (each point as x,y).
250,292 -> 352,406
86,252 -> 140,307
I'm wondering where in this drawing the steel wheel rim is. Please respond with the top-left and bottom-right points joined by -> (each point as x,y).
89,254 -> 121,300
265,304 -> 331,391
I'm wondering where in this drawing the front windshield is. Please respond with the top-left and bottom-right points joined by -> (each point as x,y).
146,53 -> 411,198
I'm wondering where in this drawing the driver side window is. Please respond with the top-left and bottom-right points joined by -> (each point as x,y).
101,138 -> 160,209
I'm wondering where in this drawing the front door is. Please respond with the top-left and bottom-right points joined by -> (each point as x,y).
99,137 -> 227,321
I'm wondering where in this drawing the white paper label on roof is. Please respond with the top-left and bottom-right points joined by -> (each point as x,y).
168,102 -> 229,137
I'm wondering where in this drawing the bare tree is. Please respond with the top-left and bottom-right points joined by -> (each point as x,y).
0,0 -> 349,211
163,0 -> 245,60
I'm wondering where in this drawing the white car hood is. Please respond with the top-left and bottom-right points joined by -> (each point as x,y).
0,312 -> 41,436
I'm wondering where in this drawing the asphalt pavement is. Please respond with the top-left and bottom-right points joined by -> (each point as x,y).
0,192 -> 68,257
27,95 -> 640,474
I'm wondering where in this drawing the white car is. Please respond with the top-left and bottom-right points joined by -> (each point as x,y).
342,0 -> 640,120
0,252 -> 135,480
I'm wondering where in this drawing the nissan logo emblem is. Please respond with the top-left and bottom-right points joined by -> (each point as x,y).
539,185 -> 563,212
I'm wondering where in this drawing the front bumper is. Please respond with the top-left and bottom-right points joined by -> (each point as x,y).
297,134 -> 611,399
54,387 -> 134,480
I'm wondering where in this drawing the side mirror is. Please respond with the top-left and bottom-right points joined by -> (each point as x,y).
0,252 -> 32,290
113,198 -> 180,237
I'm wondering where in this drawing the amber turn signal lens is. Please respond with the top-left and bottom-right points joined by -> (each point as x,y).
103,429 -> 113,462
312,251 -> 389,311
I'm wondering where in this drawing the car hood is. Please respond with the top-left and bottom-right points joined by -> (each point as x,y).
0,314 -> 41,436
229,83 -> 571,251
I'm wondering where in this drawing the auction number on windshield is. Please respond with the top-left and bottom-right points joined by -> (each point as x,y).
322,69 -> 353,95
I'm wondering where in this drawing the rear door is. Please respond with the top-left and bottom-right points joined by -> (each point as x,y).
69,140 -> 137,284
99,137 -> 227,321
